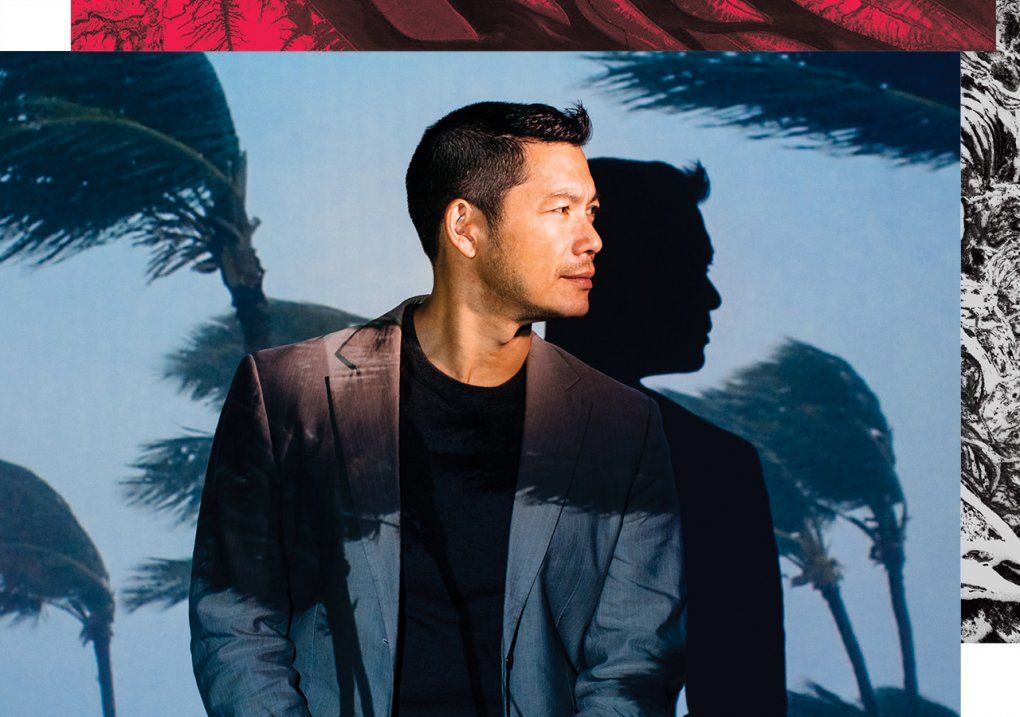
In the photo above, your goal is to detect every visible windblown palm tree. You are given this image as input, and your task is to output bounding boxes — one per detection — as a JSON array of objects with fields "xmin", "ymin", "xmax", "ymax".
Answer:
[
  {"xmin": 592, "ymin": 52, "xmax": 959, "ymax": 169},
  {"xmin": 665, "ymin": 340, "xmax": 915, "ymax": 716},
  {"xmin": 0, "ymin": 459, "xmax": 116, "ymax": 717},
  {"xmin": 122, "ymin": 299, "xmax": 365, "ymax": 610},
  {"xmin": 0, "ymin": 53, "xmax": 271, "ymax": 354}
]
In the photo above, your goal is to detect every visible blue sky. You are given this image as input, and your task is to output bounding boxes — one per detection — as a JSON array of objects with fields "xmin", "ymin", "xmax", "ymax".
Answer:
[{"xmin": 0, "ymin": 52, "xmax": 959, "ymax": 715}]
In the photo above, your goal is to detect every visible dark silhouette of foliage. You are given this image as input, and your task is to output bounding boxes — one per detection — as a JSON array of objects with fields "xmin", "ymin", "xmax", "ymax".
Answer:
[
  {"xmin": 0, "ymin": 53, "xmax": 271, "ymax": 353},
  {"xmin": 122, "ymin": 558, "xmax": 191, "ymax": 612},
  {"xmin": 123, "ymin": 430, "xmax": 212, "ymax": 527},
  {"xmin": 0, "ymin": 459, "xmax": 117, "ymax": 716},
  {"xmin": 123, "ymin": 299, "xmax": 365, "ymax": 612},
  {"xmin": 592, "ymin": 52, "xmax": 959, "ymax": 168},
  {"xmin": 71, "ymin": 0, "xmax": 167, "ymax": 50},
  {"xmin": 182, "ymin": 0, "xmax": 246, "ymax": 50},
  {"xmin": 788, "ymin": 684, "xmax": 958, "ymax": 717},
  {"xmin": 72, "ymin": 0, "xmax": 994, "ymax": 51}
]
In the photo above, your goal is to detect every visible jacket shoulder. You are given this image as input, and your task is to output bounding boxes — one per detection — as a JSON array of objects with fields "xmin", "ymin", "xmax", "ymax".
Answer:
[
  {"xmin": 544, "ymin": 340, "xmax": 653, "ymax": 409},
  {"xmin": 247, "ymin": 323, "xmax": 365, "ymax": 379},
  {"xmin": 238, "ymin": 323, "xmax": 370, "ymax": 416}
]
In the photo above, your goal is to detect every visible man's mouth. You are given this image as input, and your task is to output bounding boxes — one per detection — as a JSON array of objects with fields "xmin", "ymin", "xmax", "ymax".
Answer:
[{"xmin": 562, "ymin": 269, "xmax": 594, "ymax": 289}]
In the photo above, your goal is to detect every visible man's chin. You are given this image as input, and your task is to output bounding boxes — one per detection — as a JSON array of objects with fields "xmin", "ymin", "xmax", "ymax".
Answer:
[
  {"xmin": 520, "ymin": 296, "xmax": 590, "ymax": 323},
  {"xmin": 549, "ymin": 298, "xmax": 591, "ymax": 320},
  {"xmin": 674, "ymin": 349, "xmax": 707, "ymax": 374}
]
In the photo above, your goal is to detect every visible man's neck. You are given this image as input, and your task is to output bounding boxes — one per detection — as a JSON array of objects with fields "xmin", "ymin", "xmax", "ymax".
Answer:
[{"xmin": 412, "ymin": 290, "xmax": 532, "ymax": 387}]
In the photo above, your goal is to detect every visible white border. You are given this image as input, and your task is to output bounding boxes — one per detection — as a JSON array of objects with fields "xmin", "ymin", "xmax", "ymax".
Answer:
[
  {"xmin": 0, "ymin": 0, "xmax": 70, "ymax": 50},
  {"xmin": 962, "ymin": 644, "xmax": 1020, "ymax": 715}
]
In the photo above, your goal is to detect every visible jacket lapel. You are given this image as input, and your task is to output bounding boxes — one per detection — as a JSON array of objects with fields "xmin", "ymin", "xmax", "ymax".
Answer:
[
  {"xmin": 502, "ymin": 335, "xmax": 592, "ymax": 651},
  {"xmin": 324, "ymin": 295, "xmax": 425, "ymax": 663}
]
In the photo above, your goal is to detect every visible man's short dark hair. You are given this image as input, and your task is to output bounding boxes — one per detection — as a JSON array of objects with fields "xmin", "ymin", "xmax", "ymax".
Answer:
[{"xmin": 406, "ymin": 101, "xmax": 592, "ymax": 262}]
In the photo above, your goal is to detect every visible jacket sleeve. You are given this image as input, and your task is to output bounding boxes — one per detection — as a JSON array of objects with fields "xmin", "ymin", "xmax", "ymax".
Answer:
[
  {"xmin": 189, "ymin": 355, "xmax": 312, "ymax": 717},
  {"xmin": 573, "ymin": 397, "xmax": 687, "ymax": 716}
]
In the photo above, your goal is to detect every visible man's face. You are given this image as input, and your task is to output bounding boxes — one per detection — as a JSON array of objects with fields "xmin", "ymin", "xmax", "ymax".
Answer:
[{"xmin": 478, "ymin": 142, "xmax": 602, "ymax": 322}]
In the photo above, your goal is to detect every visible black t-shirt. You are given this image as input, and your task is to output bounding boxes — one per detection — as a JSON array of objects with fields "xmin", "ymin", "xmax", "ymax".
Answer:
[{"xmin": 394, "ymin": 305, "xmax": 525, "ymax": 717}]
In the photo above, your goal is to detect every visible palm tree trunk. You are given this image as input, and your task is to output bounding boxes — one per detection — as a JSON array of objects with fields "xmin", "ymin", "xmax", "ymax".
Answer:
[
  {"xmin": 886, "ymin": 563, "xmax": 918, "ymax": 717},
  {"xmin": 875, "ymin": 505, "xmax": 918, "ymax": 717},
  {"xmin": 218, "ymin": 151, "xmax": 271, "ymax": 354},
  {"xmin": 221, "ymin": 258, "xmax": 271, "ymax": 354},
  {"xmin": 818, "ymin": 583, "xmax": 879, "ymax": 717},
  {"xmin": 92, "ymin": 633, "xmax": 116, "ymax": 717}
]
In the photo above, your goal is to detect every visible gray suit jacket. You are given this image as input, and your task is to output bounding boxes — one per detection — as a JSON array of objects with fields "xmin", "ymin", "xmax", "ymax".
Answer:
[{"xmin": 190, "ymin": 296, "xmax": 686, "ymax": 717}]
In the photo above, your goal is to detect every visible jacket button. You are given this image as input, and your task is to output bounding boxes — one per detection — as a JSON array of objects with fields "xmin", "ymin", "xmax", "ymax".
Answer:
[{"xmin": 505, "ymin": 653, "xmax": 514, "ymax": 670}]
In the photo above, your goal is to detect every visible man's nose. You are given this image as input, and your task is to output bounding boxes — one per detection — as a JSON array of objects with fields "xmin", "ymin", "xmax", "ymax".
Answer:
[
  {"xmin": 707, "ymin": 279, "xmax": 722, "ymax": 310},
  {"xmin": 578, "ymin": 223, "xmax": 603, "ymax": 256}
]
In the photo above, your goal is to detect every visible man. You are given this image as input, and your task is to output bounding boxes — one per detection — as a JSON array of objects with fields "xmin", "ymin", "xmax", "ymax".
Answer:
[
  {"xmin": 189, "ymin": 102, "xmax": 686, "ymax": 717},
  {"xmin": 545, "ymin": 157, "xmax": 787, "ymax": 716}
]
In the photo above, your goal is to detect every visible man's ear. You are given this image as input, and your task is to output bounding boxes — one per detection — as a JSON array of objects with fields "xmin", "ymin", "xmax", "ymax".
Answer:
[{"xmin": 441, "ymin": 198, "xmax": 484, "ymax": 260}]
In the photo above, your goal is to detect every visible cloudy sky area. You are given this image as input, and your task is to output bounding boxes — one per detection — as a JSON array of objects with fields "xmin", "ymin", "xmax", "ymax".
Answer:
[{"xmin": 0, "ymin": 52, "xmax": 958, "ymax": 715}]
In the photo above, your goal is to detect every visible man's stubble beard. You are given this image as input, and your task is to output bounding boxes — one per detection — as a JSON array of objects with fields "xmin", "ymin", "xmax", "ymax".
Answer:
[{"xmin": 483, "ymin": 225, "xmax": 584, "ymax": 325}]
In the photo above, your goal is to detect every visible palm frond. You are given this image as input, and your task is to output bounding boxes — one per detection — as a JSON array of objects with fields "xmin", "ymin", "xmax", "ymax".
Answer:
[
  {"xmin": 591, "ymin": 52, "xmax": 959, "ymax": 168},
  {"xmin": 0, "ymin": 53, "xmax": 242, "ymax": 279},
  {"xmin": 165, "ymin": 298, "xmax": 366, "ymax": 407},
  {"xmin": 0, "ymin": 459, "xmax": 113, "ymax": 644},
  {"xmin": 675, "ymin": 340, "xmax": 902, "ymax": 512},
  {"xmin": 182, "ymin": 0, "xmax": 246, "ymax": 50},
  {"xmin": 122, "ymin": 430, "xmax": 212, "ymax": 525},
  {"xmin": 122, "ymin": 557, "xmax": 192, "ymax": 612}
]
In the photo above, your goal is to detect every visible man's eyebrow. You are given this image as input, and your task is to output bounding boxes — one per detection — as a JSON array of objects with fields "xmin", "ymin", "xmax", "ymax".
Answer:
[{"xmin": 544, "ymin": 189, "xmax": 600, "ymax": 203}]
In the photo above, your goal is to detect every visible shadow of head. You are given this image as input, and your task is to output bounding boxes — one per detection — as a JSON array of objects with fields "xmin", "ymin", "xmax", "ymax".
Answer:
[{"xmin": 545, "ymin": 157, "xmax": 721, "ymax": 382}]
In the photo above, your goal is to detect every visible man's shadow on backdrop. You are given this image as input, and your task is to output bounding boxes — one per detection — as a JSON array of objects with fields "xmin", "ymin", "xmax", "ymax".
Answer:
[{"xmin": 546, "ymin": 157, "xmax": 788, "ymax": 717}]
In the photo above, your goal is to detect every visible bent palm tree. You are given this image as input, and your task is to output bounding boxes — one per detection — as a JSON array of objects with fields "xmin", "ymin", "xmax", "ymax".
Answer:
[
  {"xmin": 592, "ymin": 52, "xmax": 959, "ymax": 169},
  {"xmin": 0, "ymin": 459, "xmax": 116, "ymax": 717},
  {"xmin": 748, "ymin": 343, "xmax": 914, "ymax": 715},
  {"xmin": 0, "ymin": 53, "xmax": 270, "ymax": 353},
  {"xmin": 122, "ymin": 299, "xmax": 366, "ymax": 610}
]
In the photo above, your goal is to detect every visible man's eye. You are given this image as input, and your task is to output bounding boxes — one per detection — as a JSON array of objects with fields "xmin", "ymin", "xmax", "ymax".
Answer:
[
  {"xmin": 588, "ymin": 206, "xmax": 599, "ymax": 216},
  {"xmin": 555, "ymin": 206, "xmax": 570, "ymax": 214}
]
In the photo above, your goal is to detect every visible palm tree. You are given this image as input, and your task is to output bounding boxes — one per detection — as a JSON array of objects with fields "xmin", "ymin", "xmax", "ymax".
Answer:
[
  {"xmin": 665, "ymin": 340, "xmax": 915, "ymax": 715},
  {"xmin": 122, "ymin": 299, "xmax": 365, "ymax": 610},
  {"xmin": 0, "ymin": 53, "xmax": 271, "ymax": 354},
  {"xmin": 0, "ymin": 459, "xmax": 116, "ymax": 717},
  {"xmin": 592, "ymin": 52, "xmax": 959, "ymax": 169}
]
